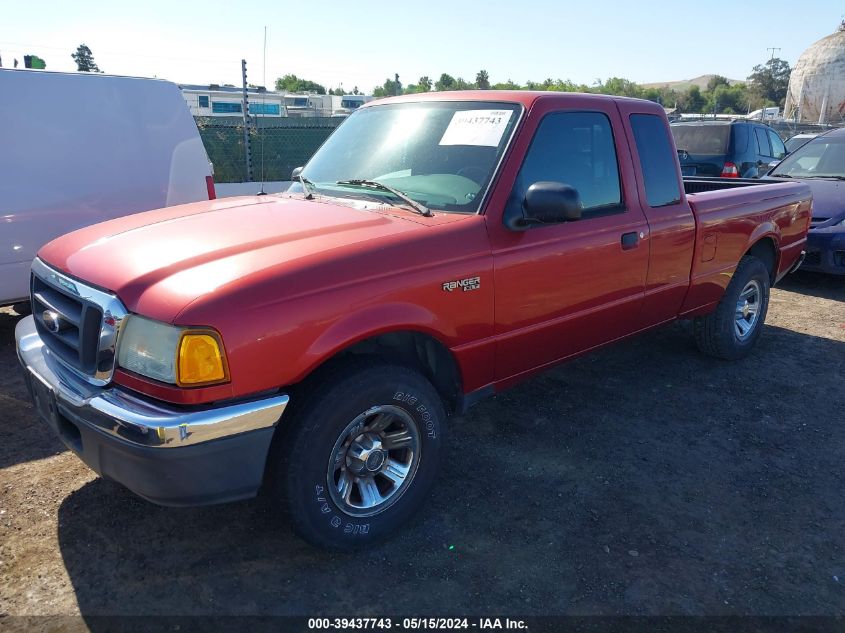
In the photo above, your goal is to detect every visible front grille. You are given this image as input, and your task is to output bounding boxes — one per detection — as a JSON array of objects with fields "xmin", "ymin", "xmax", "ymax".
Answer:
[
  {"xmin": 31, "ymin": 275, "xmax": 102, "ymax": 374},
  {"xmin": 804, "ymin": 250, "xmax": 822, "ymax": 267},
  {"xmin": 30, "ymin": 258, "xmax": 127, "ymax": 385}
]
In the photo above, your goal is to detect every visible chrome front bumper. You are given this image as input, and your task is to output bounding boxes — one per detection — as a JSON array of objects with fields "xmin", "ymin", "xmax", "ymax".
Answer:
[{"xmin": 15, "ymin": 315, "xmax": 290, "ymax": 506}]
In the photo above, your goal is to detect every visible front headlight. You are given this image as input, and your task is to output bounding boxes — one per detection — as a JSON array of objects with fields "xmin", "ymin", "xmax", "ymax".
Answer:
[{"xmin": 117, "ymin": 315, "xmax": 229, "ymax": 386}]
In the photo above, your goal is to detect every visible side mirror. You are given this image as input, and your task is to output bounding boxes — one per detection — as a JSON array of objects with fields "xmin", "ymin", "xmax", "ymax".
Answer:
[
  {"xmin": 291, "ymin": 166, "xmax": 304, "ymax": 179},
  {"xmin": 525, "ymin": 181, "xmax": 581, "ymax": 222},
  {"xmin": 525, "ymin": 182, "xmax": 581, "ymax": 224},
  {"xmin": 767, "ymin": 160, "xmax": 781, "ymax": 172},
  {"xmin": 504, "ymin": 182, "xmax": 582, "ymax": 231}
]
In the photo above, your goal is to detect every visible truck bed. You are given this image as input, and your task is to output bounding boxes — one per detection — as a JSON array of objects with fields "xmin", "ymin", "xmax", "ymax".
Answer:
[
  {"xmin": 679, "ymin": 179, "xmax": 812, "ymax": 316},
  {"xmin": 683, "ymin": 176, "xmax": 786, "ymax": 196}
]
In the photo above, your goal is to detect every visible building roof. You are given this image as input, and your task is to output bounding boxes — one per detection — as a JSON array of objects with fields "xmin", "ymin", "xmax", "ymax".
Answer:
[{"xmin": 179, "ymin": 83, "xmax": 279, "ymax": 95}]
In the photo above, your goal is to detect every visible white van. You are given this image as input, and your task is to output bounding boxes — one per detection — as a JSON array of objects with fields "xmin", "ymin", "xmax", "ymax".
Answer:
[{"xmin": 0, "ymin": 69, "xmax": 215, "ymax": 308}]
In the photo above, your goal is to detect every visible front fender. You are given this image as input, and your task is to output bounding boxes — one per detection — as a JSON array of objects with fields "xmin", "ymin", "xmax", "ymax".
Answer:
[{"xmin": 299, "ymin": 301, "xmax": 453, "ymax": 379}]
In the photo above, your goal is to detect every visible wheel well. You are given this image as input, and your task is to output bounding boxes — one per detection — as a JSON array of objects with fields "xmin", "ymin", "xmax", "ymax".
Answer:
[
  {"xmin": 329, "ymin": 331, "xmax": 462, "ymax": 412},
  {"xmin": 747, "ymin": 237, "xmax": 777, "ymax": 282}
]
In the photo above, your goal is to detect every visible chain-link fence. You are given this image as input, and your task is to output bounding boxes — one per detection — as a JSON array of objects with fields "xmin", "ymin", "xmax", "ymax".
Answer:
[
  {"xmin": 195, "ymin": 116, "xmax": 343, "ymax": 183},
  {"xmin": 765, "ymin": 120, "xmax": 841, "ymax": 140}
]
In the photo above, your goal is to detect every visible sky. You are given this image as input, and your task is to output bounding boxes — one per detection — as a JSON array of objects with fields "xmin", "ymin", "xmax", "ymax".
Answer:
[{"xmin": 2, "ymin": 0, "xmax": 843, "ymax": 93}]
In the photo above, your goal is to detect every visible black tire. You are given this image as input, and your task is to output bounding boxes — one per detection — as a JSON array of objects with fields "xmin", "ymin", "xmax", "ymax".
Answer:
[
  {"xmin": 267, "ymin": 360, "xmax": 447, "ymax": 549},
  {"xmin": 693, "ymin": 255, "xmax": 771, "ymax": 360}
]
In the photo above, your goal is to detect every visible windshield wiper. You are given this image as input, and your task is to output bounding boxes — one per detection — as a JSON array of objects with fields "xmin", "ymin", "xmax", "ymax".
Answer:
[
  {"xmin": 293, "ymin": 174, "xmax": 317, "ymax": 199},
  {"xmin": 770, "ymin": 173, "xmax": 793, "ymax": 178},
  {"xmin": 335, "ymin": 179, "xmax": 433, "ymax": 217},
  {"xmin": 802, "ymin": 175, "xmax": 845, "ymax": 181}
]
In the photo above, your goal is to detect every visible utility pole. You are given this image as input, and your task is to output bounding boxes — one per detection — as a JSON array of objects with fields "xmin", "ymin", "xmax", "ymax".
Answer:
[
  {"xmin": 763, "ymin": 48, "xmax": 781, "ymax": 121},
  {"xmin": 241, "ymin": 59, "xmax": 253, "ymax": 182}
]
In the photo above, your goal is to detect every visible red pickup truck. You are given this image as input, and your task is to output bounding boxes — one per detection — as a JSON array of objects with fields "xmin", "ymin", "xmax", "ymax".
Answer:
[{"xmin": 16, "ymin": 91, "xmax": 810, "ymax": 548}]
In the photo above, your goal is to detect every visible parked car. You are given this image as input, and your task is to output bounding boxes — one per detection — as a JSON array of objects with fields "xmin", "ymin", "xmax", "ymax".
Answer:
[
  {"xmin": 0, "ymin": 69, "xmax": 216, "ymax": 309},
  {"xmin": 16, "ymin": 91, "xmax": 810, "ymax": 548},
  {"xmin": 671, "ymin": 120, "xmax": 787, "ymax": 178},
  {"xmin": 767, "ymin": 127, "xmax": 845, "ymax": 274},
  {"xmin": 784, "ymin": 132, "xmax": 819, "ymax": 154}
]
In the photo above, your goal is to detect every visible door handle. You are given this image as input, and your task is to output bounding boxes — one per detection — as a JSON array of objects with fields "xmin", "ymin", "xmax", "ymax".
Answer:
[{"xmin": 621, "ymin": 232, "xmax": 639, "ymax": 250}]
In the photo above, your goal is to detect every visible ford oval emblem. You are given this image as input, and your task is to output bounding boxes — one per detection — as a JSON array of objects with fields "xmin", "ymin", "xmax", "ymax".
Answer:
[{"xmin": 42, "ymin": 310, "xmax": 63, "ymax": 333}]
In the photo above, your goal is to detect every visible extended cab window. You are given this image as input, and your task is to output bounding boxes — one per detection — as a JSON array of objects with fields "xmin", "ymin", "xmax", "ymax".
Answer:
[
  {"xmin": 630, "ymin": 114, "xmax": 681, "ymax": 207},
  {"xmin": 512, "ymin": 111, "xmax": 622, "ymax": 215}
]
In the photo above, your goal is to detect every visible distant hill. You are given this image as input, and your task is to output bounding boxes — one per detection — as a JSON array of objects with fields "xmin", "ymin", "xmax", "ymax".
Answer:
[{"xmin": 641, "ymin": 74, "xmax": 746, "ymax": 90}]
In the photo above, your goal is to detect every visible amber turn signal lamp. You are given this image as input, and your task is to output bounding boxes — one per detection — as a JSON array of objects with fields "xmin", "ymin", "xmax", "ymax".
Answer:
[{"xmin": 177, "ymin": 331, "xmax": 229, "ymax": 386}]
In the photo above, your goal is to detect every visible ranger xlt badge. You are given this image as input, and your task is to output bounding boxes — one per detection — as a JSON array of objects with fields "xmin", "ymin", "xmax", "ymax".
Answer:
[{"xmin": 442, "ymin": 276, "xmax": 480, "ymax": 292}]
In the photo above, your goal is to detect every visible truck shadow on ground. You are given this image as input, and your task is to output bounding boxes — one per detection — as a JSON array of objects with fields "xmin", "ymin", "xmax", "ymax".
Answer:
[
  {"xmin": 779, "ymin": 271, "xmax": 844, "ymax": 301},
  {"xmin": 0, "ymin": 309, "xmax": 68, "ymax": 469},
  {"xmin": 56, "ymin": 322, "xmax": 845, "ymax": 618}
]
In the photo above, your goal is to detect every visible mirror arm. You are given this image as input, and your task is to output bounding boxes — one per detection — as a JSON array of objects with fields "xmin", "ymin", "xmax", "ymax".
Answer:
[
  {"xmin": 503, "ymin": 213, "xmax": 546, "ymax": 232},
  {"xmin": 503, "ymin": 206, "xmax": 543, "ymax": 232}
]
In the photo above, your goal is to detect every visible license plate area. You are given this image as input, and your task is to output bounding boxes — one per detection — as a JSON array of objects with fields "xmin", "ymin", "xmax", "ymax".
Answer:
[
  {"xmin": 681, "ymin": 165, "xmax": 697, "ymax": 176},
  {"xmin": 27, "ymin": 368, "xmax": 59, "ymax": 431},
  {"xmin": 26, "ymin": 369, "xmax": 84, "ymax": 453}
]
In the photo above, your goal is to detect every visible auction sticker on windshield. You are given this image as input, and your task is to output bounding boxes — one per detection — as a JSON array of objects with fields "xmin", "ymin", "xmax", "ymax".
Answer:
[{"xmin": 439, "ymin": 109, "xmax": 513, "ymax": 147}]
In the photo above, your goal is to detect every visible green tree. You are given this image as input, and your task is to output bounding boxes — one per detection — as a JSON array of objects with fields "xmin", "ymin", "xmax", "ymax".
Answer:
[
  {"xmin": 705, "ymin": 83, "xmax": 749, "ymax": 114},
  {"xmin": 372, "ymin": 74, "xmax": 402, "ymax": 97},
  {"xmin": 595, "ymin": 77, "xmax": 642, "ymax": 98},
  {"xmin": 492, "ymin": 79, "xmax": 521, "ymax": 90},
  {"xmin": 475, "ymin": 69, "xmax": 490, "ymax": 90},
  {"xmin": 275, "ymin": 74, "xmax": 326, "ymax": 94},
  {"xmin": 404, "ymin": 76, "xmax": 432, "ymax": 94},
  {"xmin": 71, "ymin": 44, "xmax": 100, "ymax": 72},
  {"xmin": 685, "ymin": 85, "xmax": 706, "ymax": 112},
  {"xmin": 747, "ymin": 57, "xmax": 790, "ymax": 108},
  {"xmin": 706, "ymin": 75, "xmax": 731, "ymax": 92},
  {"xmin": 435, "ymin": 73, "xmax": 456, "ymax": 91}
]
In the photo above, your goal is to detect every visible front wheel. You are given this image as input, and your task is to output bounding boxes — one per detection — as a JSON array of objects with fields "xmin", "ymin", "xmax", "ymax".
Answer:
[
  {"xmin": 693, "ymin": 255, "xmax": 771, "ymax": 360},
  {"xmin": 268, "ymin": 361, "xmax": 446, "ymax": 549}
]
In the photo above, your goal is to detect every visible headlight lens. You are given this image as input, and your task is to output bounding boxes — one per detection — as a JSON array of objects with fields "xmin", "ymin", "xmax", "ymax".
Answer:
[{"xmin": 117, "ymin": 315, "xmax": 228, "ymax": 386}]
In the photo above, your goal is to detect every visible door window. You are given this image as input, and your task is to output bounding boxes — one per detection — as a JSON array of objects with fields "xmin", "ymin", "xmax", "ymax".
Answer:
[
  {"xmin": 510, "ymin": 111, "xmax": 622, "ymax": 217},
  {"xmin": 755, "ymin": 128, "xmax": 772, "ymax": 157},
  {"xmin": 768, "ymin": 131, "xmax": 787, "ymax": 160}
]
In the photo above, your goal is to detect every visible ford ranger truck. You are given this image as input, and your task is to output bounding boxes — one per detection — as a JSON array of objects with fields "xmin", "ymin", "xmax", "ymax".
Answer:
[{"xmin": 16, "ymin": 92, "xmax": 811, "ymax": 549}]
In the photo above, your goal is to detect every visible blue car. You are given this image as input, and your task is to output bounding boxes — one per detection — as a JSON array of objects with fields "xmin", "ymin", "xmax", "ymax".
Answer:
[{"xmin": 767, "ymin": 127, "xmax": 845, "ymax": 275}]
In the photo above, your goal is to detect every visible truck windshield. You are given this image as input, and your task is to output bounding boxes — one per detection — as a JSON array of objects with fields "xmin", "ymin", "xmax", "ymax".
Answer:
[
  {"xmin": 671, "ymin": 125, "xmax": 731, "ymax": 155},
  {"xmin": 298, "ymin": 101, "xmax": 521, "ymax": 213}
]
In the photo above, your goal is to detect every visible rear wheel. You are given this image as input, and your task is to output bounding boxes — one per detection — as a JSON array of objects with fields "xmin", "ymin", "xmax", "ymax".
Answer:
[
  {"xmin": 693, "ymin": 255, "xmax": 771, "ymax": 360},
  {"xmin": 268, "ymin": 361, "xmax": 446, "ymax": 549}
]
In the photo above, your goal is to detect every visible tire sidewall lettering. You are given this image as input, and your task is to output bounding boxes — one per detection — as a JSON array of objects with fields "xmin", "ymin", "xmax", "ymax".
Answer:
[{"xmin": 308, "ymin": 386, "xmax": 440, "ymax": 537}]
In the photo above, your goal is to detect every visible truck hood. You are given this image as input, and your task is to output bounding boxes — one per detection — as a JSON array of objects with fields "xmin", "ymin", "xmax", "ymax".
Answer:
[{"xmin": 37, "ymin": 195, "xmax": 434, "ymax": 322}]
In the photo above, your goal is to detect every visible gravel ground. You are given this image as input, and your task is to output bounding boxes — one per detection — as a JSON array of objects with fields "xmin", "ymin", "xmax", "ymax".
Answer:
[{"xmin": 1, "ymin": 273, "xmax": 843, "ymax": 620}]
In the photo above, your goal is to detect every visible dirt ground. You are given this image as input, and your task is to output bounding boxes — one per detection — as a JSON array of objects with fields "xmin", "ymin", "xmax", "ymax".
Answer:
[{"xmin": 1, "ymin": 273, "xmax": 843, "ymax": 621}]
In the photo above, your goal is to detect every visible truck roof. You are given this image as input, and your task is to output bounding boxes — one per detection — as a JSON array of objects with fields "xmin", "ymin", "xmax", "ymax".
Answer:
[{"xmin": 362, "ymin": 90, "xmax": 660, "ymax": 110}]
